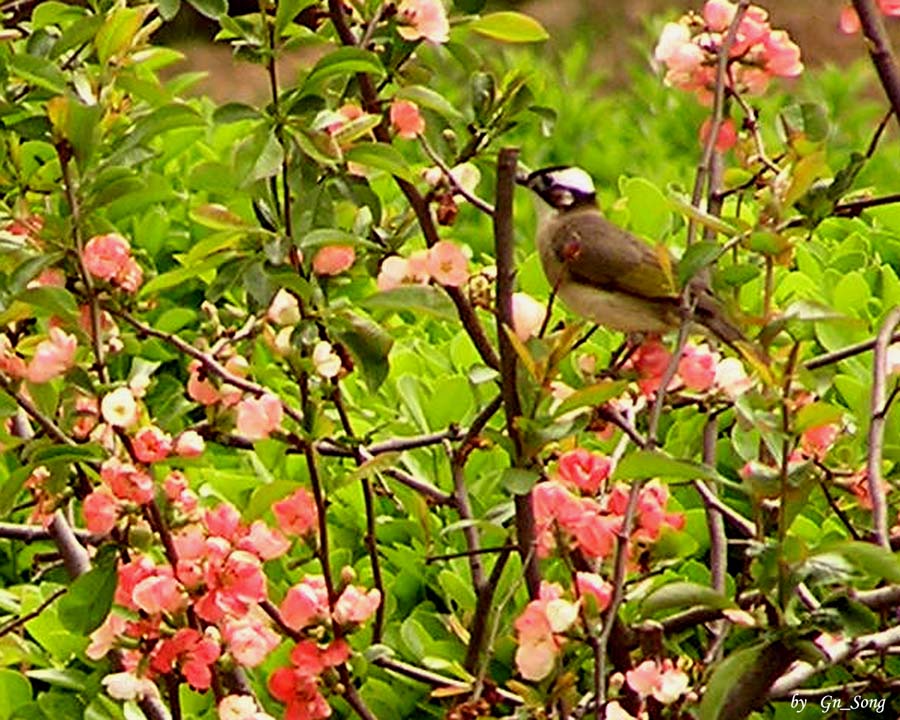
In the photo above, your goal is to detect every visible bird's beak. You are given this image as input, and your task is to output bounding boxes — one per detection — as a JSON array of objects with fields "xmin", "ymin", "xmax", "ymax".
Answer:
[{"xmin": 515, "ymin": 166, "xmax": 533, "ymax": 187}]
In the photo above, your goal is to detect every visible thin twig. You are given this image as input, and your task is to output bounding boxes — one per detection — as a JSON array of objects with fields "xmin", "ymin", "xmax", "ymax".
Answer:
[
  {"xmin": 0, "ymin": 587, "xmax": 66, "ymax": 638},
  {"xmin": 0, "ymin": 375, "xmax": 75, "ymax": 445},
  {"xmin": 866, "ymin": 306, "xmax": 900, "ymax": 548},
  {"xmin": 804, "ymin": 328, "xmax": 900, "ymax": 370},
  {"xmin": 852, "ymin": 0, "xmax": 900, "ymax": 127},
  {"xmin": 419, "ymin": 136, "xmax": 495, "ymax": 215}
]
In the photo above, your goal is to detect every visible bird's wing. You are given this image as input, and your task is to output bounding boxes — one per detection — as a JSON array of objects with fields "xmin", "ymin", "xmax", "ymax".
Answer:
[{"xmin": 549, "ymin": 210, "xmax": 678, "ymax": 300}]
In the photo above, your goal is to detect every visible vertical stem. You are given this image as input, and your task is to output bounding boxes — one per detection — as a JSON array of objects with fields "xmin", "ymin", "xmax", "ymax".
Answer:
[
  {"xmin": 493, "ymin": 147, "xmax": 539, "ymax": 600},
  {"xmin": 58, "ymin": 151, "xmax": 107, "ymax": 383},
  {"xmin": 866, "ymin": 306, "xmax": 900, "ymax": 548}
]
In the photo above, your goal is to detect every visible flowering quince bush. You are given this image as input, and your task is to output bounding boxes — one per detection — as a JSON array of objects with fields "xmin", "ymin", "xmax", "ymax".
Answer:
[{"xmin": 4, "ymin": 1, "xmax": 900, "ymax": 720}]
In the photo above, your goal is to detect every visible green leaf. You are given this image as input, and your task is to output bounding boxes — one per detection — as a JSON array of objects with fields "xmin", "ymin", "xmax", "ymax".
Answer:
[
  {"xmin": 361, "ymin": 286, "xmax": 457, "ymax": 321},
  {"xmin": 158, "ymin": 0, "xmax": 182, "ymax": 21},
  {"xmin": 400, "ymin": 617, "xmax": 432, "ymax": 658},
  {"xmin": 0, "ymin": 669, "xmax": 32, "ymax": 720},
  {"xmin": 95, "ymin": 5, "xmax": 150, "ymax": 66},
  {"xmin": 25, "ymin": 668, "xmax": 87, "ymax": 692},
  {"xmin": 332, "ymin": 312, "xmax": 394, "ymax": 392},
  {"xmin": 794, "ymin": 401, "xmax": 844, "ymax": 432},
  {"xmin": 699, "ymin": 641, "xmax": 797, "ymax": 720},
  {"xmin": 275, "ymin": 0, "xmax": 318, "ymax": 35},
  {"xmin": 468, "ymin": 12, "xmax": 549, "ymax": 43},
  {"xmin": 57, "ymin": 549, "xmax": 117, "ymax": 635},
  {"xmin": 27, "ymin": 443, "xmax": 104, "ymax": 466},
  {"xmin": 13, "ymin": 286, "xmax": 78, "ymax": 321},
  {"xmin": 345, "ymin": 143, "xmax": 415, "ymax": 183},
  {"xmin": 622, "ymin": 177, "xmax": 671, "ymax": 239},
  {"xmin": 212, "ymin": 102, "xmax": 261, "ymax": 124},
  {"xmin": 501, "ymin": 467, "xmax": 539, "ymax": 495},
  {"xmin": 139, "ymin": 254, "xmax": 235, "ymax": 297},
  {"xmin": 668, "ymin": 192, "xmax": 739, "ymax": 236},
  {"xmin": 394, "ymin": 86, "xmax": 464, "ymax": 121},
  {"xmin": 7, "ymin": 54, "xmax": 66, "ymax": 93},
  {"xmin": 553, "ymin": 380, "xmax": 628, "ymax": 417},
  {"xmin": 640, "ymin": 581, "xmax": 735, "ymax": 616},
  {"xmin": 186, "ymin": 0, "xmax": 226, "ymax": 19},
  {"xmin": 678, "ymin": 241, "xmax": 721, "ymax": 287},
  {"xmin": 114, "ymin": 104, "xmax": 204, "ymax": 157},
  {"xmin": 298, "ymin": 228, "xmax": 377, "ymax": 250},
  {"xmin": 612, "ymin": 450, "xmax": 718, "ymax": 481},
  {"xmin": 815, "ymin": 541, "xmax": 900, "ymax": 583},
  {"xmin": 303, "ymin": 48, "xmax": 384, "ymax": 93},
  {"xmin": 189, "ymin": 203, "xmax": 251, "ymax": 230}
]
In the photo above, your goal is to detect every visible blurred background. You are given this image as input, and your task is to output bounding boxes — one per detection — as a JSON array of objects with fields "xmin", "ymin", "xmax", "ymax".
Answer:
[{"xmin": 155, "ymin": 1, "xmax": 880, "ymax": 103}]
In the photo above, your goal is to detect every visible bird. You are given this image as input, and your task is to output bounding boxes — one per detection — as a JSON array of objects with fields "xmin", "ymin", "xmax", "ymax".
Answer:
[{"xmin": 517, "ymin": 165, "xmax": 745, "ymax": 345}]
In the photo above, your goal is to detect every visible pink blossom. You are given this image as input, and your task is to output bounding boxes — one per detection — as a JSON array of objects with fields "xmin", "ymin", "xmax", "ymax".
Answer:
[
  {"xmin": 87, "ymin": 613, "xmax": 128, "ymax": 660},
  {"xmin": 101, "ymin": 457, "xmax": 155, "ymax": 504},
  {"xmin": 390, "ymin": 99, "xmax": 425, "ymax": 139},
  {"xmin": 629, "ymin": 338, "xmax": 672, "ymax": 396},
  {"xmin": 150, "ymin": 628, "xmax": 221, "ymax": 691},
  {"xmin": 219, "ymin": 695, "xmax": 276, "ymax": 720},
  {"xmin": 174, "ymin": 430, "xmax": 205, "ymax": 458},
  {"xmin": 704, "ymin": 0, "xmax": 736, "ymax": 31},
  {"xmin": 397, "ymin": 0, "xmax": 450, "ymax": 44},
  {"xmin": 83, "ymin": 489, "xmax": 120, "ymax": 534},
  {"xmin": 426, "ymin": 240, "xmax": 468, "ymax": 287},
  {"xmin": 513, "ymin": 583, "xmax": 576, "ymax": 681},
  {"xmin": 131, "ymin": 573, "xmax": 185, "ymax": 615},
  {"xmin": 83, "ymin": 233, "xmax": 131, "ymax": 281},
  {"xmin": 25, "ymin": 328, "xmax": 77, "ymax": 383},
  {"xmin": 605, "ymin": 701, "xmax": 638, "ymax": 720},
  {"xmin": 273, "ymin": 487, "xmax": 318, "ymax": 536},
  {"xmin": 511, "ymin": 292, "xmax": 547, "ymax": 341},
  {"xmin": 840, "ymin": 5, "xmax": 861, "ymax": 33},
  {"xmin": 238, "ymin": 520, "xmax": 290, "ymax": 560},
  {"xmin": 557, "ymin": 448, "xmax": 611, "ymax": 494},
  {"xmin": 575, "ymin": 572, "xmax": 612, "ymax": 612},
  {"xmin": 196, "ymin": 550, "xmax": 267, "ymax": 623},
  {"xmin": 699, "ymin": 117, "xmax": 738, "ymax": 154},
  {"xmin": 678, "ymin": 344, "xmax": 717, "ymax": 391},
  {"xmin": 764, "ymin": 30, "xmax": 803, "ymax": 77},
  {"xmin": 117, "ymin": 257, "xmax": 143, "ymax": 293},
  {"xmin": 187, "ymin": 360, "xmax": 220, "ymax": 405},
  {"xmin": 312, "ymin": 245, "xmax": 355, "ymax": 276},
  {"xmin": 222, "ymin": 616, "xmax": 281, "ymax": 667},
  {"xmin": 236, "ymin": 393, "xmax": 283, "ymax": 440},
  {"xmin": 625, "ymin": 658, "xmax": 689, "ymax": 704},
  {"xmin": 269, "ymin": 640, "xmax": 349, "ymax": 719},
  {"xmin": 376, "ymin": 256, "xmax": 412, "ymax": 291},
  {"xmin": 280, "ymin": 576, "xmax": 330, "ymax": 631},
  {"xmin": 715, "ymin": 357, "xmax": 752, "ymax": 398},
  {"xmin": 800, "ymin": 423, "xmax": 840, "ymax": 460},
  {"xmin": 132, "ymin": 426, "xmax": 173, "ymax": 463},
  {"xmin": 333, "ymin": 585, "xmax": 381, "ymax": 625}
]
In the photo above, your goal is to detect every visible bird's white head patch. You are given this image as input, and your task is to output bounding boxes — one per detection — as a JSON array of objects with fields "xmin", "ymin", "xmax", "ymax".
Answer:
[{"xmin": 547, "ymin": 167, "xmax": 596, "ymax": 196}]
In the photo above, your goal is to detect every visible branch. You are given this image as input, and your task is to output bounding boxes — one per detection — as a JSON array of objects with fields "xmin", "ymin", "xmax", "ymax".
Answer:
[
  {"xmin": 686, "ymin": 0, "xmax": 749, "ymax": 246},
  {"xmin": 109, "ymin": 308, "xmax": 305, "ymax": 427},
  {"xmin": 866, "ymin": 306, "xmax": 900, "ymax": 548},
  {"xmin": 767, "ymin": 624, "xmax": 900, "ymax": 698},
  {"xmin": 852, "ymin": 0, "xmax": 900, "ymax": 126},
  {"xmin": 0, "ymin": 521, "xmax": 100, "ymax": 544},
  {"xmin": 493, "ymin": 147, "xmax": 540, "ymax": 600},
  {"xmin": 804, "ymin": 329, "xmax": 900, "ymax": 370},
  {"xmin": 372, "ymin": 655, "xmax": 523, "ymax": 705},
  {"xmin": 0, "ymin": 375, "xmax": 76, "ymax": 446},
  {"xmin": 47, "ymin": 511, "xmax": 171, "ymax": 720}
]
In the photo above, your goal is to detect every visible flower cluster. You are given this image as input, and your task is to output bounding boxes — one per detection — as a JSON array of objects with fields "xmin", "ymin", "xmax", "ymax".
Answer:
[
  {"xmin": 627, "ymin": 338, "xmax": 752, "ymax": 399},
  {"xmin": 533, "ymin": 447, "xmax": 684, "ymax": 561},
  {"xmin": 82, "ymin": 233, "xmax": 143, "ymax": 293},
  {"xmin": 376, "ymin": 240, "xmax": 469, "ymax": 290},
  {"xmin": 654, "ymin": 0, "xmax": 803, "ymax": 103}
]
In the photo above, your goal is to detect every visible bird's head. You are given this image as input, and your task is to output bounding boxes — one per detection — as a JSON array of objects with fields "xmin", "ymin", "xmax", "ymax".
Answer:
[{"xmin": 517, "ymin": 166, "xmax": 597, "ymax": 211}]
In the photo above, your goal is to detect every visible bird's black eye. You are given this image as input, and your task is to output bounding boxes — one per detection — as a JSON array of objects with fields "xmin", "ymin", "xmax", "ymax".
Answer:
[{"xmin": 549, "ymin": 187, "xmax": 574, "ymax": 208}]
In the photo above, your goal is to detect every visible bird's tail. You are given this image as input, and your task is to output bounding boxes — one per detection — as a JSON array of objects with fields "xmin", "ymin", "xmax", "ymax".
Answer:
[{"xmin": 695, "ymin": 293, "xmax": 772, "ymax": 379}]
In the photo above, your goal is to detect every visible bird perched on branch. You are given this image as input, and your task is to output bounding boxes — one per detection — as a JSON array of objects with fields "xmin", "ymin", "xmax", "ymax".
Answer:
[{"xmin": 518, "ymin": 165, "xmax": 745, "ymax": 345}]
